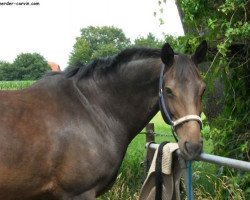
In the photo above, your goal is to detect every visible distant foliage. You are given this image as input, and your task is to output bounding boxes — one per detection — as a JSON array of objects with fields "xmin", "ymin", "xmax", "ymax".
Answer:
[
  {"xmin": 0, "ymin": 53, "xmax": 50, "ymax": 81},
  {"xmin": 68, "ymin": 26, "xmax": 131, "ymax": 66},
  {"xmin": 133, "ymin": 33, "xmax": 163, "ymax": 48},
  {"xmin": 68, "ymin": 26, "xmax": 169, "ymax": 68},
  {"xmin": 0, "ymin": 61, "xmax": 12, "ymax": 81}
]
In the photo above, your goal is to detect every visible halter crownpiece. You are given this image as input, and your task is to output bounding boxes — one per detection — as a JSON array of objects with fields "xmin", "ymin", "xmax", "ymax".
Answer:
[{"xmin": 158, "ymin": 64, "xmax": 202, "ymax": 140}]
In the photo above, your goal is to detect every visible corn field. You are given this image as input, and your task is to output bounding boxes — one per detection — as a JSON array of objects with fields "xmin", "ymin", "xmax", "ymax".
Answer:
[{"xmin": 0, "ymin": 81, "xmax": 34, "ymax": 90}]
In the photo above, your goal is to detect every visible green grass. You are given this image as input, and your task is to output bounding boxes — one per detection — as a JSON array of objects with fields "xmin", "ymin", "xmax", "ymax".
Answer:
[
  {"xmin": 98, "ymin": 113, "xmax": 245, "ymax": 200},
  {"xmin": 0, "ymin": 81, "xmax": 34, "ymax": 90}
]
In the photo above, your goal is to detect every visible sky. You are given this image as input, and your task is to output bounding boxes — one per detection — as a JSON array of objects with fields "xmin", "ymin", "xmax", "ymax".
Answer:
[{"xmin": 0, "ymin": 0, "xmax": 184, "ymax": 69}]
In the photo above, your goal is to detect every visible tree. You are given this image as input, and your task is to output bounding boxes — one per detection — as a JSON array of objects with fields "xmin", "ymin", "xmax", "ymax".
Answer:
[
  {"xmin": 68, "ymin": 26, "xmax": 131, "ymax": 66},
  {"xmin": 68, "ymin": 38, "xmax": 92, "ymax": 67},
  {"xmin": 0, "ymin": 53, "xmax": 49, "ymax": 81},
  {"xmin": 91, "ymin": 44, "xmax": 120, "ymax": 60},
  {"xmin": 0, "ymin": 61, "xmax": 12, "ymax": 80},
  {"xmin": 133, "ymin": 33, "xmax": 163, "ymax": 48}
]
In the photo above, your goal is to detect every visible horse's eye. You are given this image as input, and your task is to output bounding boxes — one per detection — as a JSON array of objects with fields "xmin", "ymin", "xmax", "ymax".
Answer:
[
  {"xmin": 201, "ymin": 87, "xmax": 206, "ymax": 96},
  {"xmin": 200, "ymin": 87, "xmax": 206, "ymax": 100},
  {"xmin": 165, "ymin": 87, "xmax": 174, "ymax": 96}
]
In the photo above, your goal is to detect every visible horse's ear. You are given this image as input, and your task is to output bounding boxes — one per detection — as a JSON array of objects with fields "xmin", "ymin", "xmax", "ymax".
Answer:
[
  {"xmin": 191, "ymin": 40, "xmax": 208, "ymax": 64},
  {"xmin": 161, "ymin": 43, "xmax": 174, "ymax": 67}
]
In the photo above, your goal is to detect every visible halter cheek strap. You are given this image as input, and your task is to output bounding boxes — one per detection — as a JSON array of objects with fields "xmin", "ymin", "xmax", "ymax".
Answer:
[
  {"xmin": 158, "ymin": 64, "xmax": 202, "ymax": 141},
  {"xmin": 159, "ymin": 90, "xmax": 173, "ymax": 126}
]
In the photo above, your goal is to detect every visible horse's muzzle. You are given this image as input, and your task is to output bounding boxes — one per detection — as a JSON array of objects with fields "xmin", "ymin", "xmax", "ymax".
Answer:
[{"xmin": 183, "ymin": 140, "xmax": 203, "ymax": 160}]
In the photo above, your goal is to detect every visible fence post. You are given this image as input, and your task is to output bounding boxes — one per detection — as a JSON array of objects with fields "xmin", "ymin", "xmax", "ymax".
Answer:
[{"xmin": 144, "ymin": 123, "xmax": 155, "ymax": 177}]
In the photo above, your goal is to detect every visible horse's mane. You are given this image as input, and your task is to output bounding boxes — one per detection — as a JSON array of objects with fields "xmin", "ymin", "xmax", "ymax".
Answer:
[{"xmin": 48, "ymin": 47, "xmax": 161, "ymax": 80}]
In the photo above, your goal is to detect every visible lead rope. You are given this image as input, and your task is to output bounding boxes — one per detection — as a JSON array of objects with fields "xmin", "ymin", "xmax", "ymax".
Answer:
[
  {"xmin": 187, "ymin": 161, "xmax": 193, "ymax": 200},
  {"xmin": 155, "ymin": 141, "xmax": 168, "ymax": 200}
]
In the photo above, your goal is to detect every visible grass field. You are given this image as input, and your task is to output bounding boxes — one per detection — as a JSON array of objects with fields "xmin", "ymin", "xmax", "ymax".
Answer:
[
  {"xmin": 98, "ymin": 113, "xmax": 245, "ymax": 200},
  {"xmin": 0, "ymin": 81, "xmax": 34, "ymax": 90}
]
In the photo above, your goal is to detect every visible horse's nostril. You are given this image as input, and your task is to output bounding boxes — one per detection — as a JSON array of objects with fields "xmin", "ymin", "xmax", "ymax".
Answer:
[{"xmin": 184, "ymin": 141, "xmax": 202, "ymax": 155}]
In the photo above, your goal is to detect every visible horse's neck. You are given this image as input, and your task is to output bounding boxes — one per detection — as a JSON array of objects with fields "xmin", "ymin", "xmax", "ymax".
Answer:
[{"xmin": 77, "ymin": 58, "xmax": 161, "ymax": 143}]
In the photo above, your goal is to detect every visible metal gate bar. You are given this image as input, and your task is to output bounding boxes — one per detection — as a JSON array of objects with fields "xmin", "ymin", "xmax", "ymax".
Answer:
[{"xmin": 146, "ymin": 143, "xmax": 250, "ymax": 172}]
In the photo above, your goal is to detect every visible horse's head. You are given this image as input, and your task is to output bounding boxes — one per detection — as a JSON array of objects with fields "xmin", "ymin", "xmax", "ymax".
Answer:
[{"xmin": 160, "ymin": 41, "xmax": 207, "ymax": 160}]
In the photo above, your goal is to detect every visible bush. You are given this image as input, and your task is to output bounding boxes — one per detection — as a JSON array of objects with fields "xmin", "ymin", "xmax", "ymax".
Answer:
[{"xmin": 0, "ymin": 53, "xmax": 50, "ymax": 81}]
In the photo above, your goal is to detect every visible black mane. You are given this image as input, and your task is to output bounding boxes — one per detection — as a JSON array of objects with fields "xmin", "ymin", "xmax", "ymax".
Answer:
[{"xmin": 50, "ymin": 47, "xmax": 161, "ymax": 80}]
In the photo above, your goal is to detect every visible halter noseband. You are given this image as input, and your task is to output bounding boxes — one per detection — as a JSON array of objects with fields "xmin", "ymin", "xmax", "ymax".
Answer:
[{"xmin": 159, "ymin": 64, "xmax": 202, "ymax": 141}]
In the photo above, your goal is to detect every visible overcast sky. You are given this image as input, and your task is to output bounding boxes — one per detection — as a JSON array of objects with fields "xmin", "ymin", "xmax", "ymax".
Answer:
[{"xmin": 0, "ymin": 0, "xmax": 183, "ymax": 69}]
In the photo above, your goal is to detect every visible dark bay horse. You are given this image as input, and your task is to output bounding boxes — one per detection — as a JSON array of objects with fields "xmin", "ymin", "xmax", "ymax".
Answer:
[{"xmin": 0, "ymin": 41, "xmax": 207, "ymax": 200}]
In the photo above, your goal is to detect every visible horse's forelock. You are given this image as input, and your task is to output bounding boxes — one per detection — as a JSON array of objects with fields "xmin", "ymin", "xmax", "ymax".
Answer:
[{"xmin": 172, "ymin": 54, "xmax": 200, "ymax": 79}]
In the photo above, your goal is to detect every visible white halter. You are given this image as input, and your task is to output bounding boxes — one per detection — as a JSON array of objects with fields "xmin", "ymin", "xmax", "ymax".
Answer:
[{"xmin": 172, "ymin": 115, "xmax": 202, "ymax": 128}]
